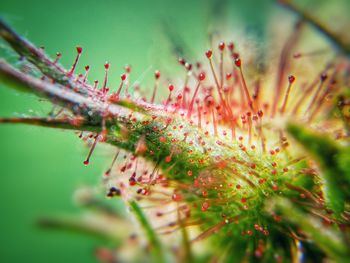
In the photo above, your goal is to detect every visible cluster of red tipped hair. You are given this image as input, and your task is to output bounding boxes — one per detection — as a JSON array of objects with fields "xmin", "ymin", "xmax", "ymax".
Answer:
[
  {"xmin": 60, "ymin": 34, "xmax": 338, "ymax": 167},
  {"xmin": 46, "ymin": 30, "xmax": 345, "ymax": 250}
]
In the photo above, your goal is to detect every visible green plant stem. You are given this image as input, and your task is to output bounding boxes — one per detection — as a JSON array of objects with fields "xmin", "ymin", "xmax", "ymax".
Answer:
[{"xmin": 129, "ymin": 201, "xmax": 166, "ymax": 263}]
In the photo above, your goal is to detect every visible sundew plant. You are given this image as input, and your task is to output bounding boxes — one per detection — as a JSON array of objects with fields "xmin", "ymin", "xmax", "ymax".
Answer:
[{"xmin": 0, "ymin": 0, "xmax": 350, "ymax": 262}]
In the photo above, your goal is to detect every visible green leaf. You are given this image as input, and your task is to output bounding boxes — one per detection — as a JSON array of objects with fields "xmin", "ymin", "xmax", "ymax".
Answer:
[
  {"xmin": 287, "ymin": 122, "xmax": 349, "ymax": 218},
  {"xmin": 268, "ymin": 197, "xmax": 349, "ymax": 261}
]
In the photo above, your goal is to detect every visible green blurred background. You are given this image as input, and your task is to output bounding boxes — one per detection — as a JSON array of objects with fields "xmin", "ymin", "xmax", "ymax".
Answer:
[{"xmin": 0, "ymin": 0, "xmax": 348, "ymax": 262}]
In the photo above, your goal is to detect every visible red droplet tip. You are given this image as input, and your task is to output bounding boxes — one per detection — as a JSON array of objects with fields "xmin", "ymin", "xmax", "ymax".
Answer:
[
  {"xmin": 85, "ymin": 65, "xmax": 90, "ymax": 71},
  {"xmin": 218, "ymin": 41, "xmax": 225, "ymax": 51},
  {"xmin": 232, "ymin": 52, "xmax": 240, "ymax": 60},
  {"xmin": 228, "ymin": 42, "xmax": 234, "ymax": 51},
  {"xmin": 234, "ymin": 58, "xmax": 241, "ymax": 67},
  {"xmin": 104, "ymin": 62, "xmax": 110, "ymax": 70},
  {"xmin": 125, "ymin": 64, "xmax": 131, "ymax": 73},
  {"xmin": 185, "ymin": 63, "xmax": 192, "ymax": 71},
  {"xmin": 198, "ymin": 72, "xmax": 206, "ymax": 81},
  {"xmin": 83, "ymin": 160, "xmax": 89, "ymax": 165},
  {"xmin": 121, "ymin": 73, "xmax": 126, "ymax": 81},
  {"xmin": 205, "ymin": 50, "xmax": 213, "ymax": 59},
  {"xmin": 76, "ymin": 46, "xmax": 83, "ymax": 54},
  {"xmin": 172, "ymin": 193, "xmax": 182, "ymax": 202},
  {"xmin": 154, "ymin": 70, "xmax": 161, "ymax": 79},
  {"xmin": 168, "ymin": 84, "xmax": 174, "ymax": 92},
  {"xmin": 178, "ymin": 57, "xmax": 186, "ymax": 65},
  {"xmin": 288, "ymin": 75, "xmax": 295, "ymax": 83}
]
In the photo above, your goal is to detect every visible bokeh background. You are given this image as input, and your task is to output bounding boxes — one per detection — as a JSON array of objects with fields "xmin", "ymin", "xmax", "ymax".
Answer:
[{"xmin": 0, "ymin": 0, "xmax": 348, "ymax": 262}]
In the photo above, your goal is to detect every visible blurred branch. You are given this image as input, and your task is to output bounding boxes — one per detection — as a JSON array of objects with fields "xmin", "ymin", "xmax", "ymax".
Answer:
[
  {"xmin": 278, "ymin": 0, "xmax": 350, "ymax": 57},
  {"xmin": 38, "ymin": 213, "xmax": 129, "ymax": 244}
]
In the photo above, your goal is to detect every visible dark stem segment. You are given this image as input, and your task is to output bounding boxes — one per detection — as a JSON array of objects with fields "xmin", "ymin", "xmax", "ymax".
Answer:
[
  {"xmin": 0, "ymin": 19, "xmax": 70, "ymax": 85},
  {"xmin": 0, "ymin": 59, "xmax": 95, "ymax": 118},
  {"xmin": 0, "ymin": 19, "xmax": 94, "ymax": 95},
  {"xmin": 0, "ymin": 59, "xmax": 144, "ymax": 126},
  {"xmin": 0, "ymin": 117, "xmax": 93, "ymax": 131}
]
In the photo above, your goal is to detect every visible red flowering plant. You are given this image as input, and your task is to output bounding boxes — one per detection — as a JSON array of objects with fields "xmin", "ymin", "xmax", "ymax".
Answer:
[{"xmin": 0, "ymin": 1, "xmax": 349, "ymax": 262}]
